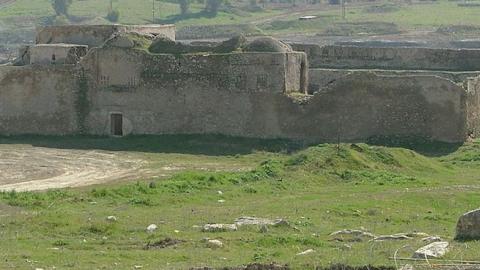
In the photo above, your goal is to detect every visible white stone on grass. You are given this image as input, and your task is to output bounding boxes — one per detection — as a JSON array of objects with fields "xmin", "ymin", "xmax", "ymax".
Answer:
[
  {"xmin": 206, "ymin": 239, "xmax": 223, "ymax": 248},
  {"xmin": 296, "ymin": 249, "xmax": 314, "ymax": 256},
  {"xmin": 146, "ymin": 224, "xmax": 158, "ymax": 233},
  {"xmin": 412, "ymin": 241, "xmax": 449, "ymax": 259}
]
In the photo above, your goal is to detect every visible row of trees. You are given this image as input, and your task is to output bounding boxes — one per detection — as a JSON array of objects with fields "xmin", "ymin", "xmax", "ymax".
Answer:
[
  {"xmin": 51, "ymin": 0, "xmax": 225, "ymax": 23},
  {"xmin": 51, "ymin": 0, "xmax": 119, "ymax": 22}
]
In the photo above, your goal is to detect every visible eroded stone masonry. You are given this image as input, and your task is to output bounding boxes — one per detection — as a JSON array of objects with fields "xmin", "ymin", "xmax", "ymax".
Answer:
[{"xmin": 1, "ymin": 24, "xmax": 479, "ymax": 143}]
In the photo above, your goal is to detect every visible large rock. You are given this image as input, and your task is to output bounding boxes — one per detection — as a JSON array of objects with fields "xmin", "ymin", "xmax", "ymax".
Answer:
[
  {"xmin": 206, "ymin": 239, "xmax": 223, "ymax": 248},
  {"xmin": 456, "ymin": 209, "xmax": 480, "ymax": 240},
  {"xmin": 412, "ymin": 241, "xmax": 449, "ymax": 259}
]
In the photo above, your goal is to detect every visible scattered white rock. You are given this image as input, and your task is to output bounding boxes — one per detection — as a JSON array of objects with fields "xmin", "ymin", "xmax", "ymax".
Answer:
[
  {"xmin": 234, "ymin": 216, "xmax": 288, "ymax": 227},
  {"xmin": 412, "ymin": 241, "xmax": 449, "ymax": 259},
  {"xmin": 174, "ymin": 230, "xmax": 180, "ymax": 233},
  {"xmin": 406, "ymin": 232, "xmax": 429, "ymax": 238},
  {"xmin": 421, "ymin": 236, "xmax": 442, "ymax": 243},
  {"xmin": 399, "ymin": 264, "xmax": 414, "ymax": 270},
  {"xmin": 206, "ymin": 239, "xmax": 223, "ymax": 248},
  {"xmin": 35, "ymin": 268, "xmax": 44, "ymax": 270},
  {"xmin": 133, "ymin": 265, "xmax": 143, "ymax": 269},
  {"xmin": 296, "ymin": 249, "xmax": 314, "ymax": 256},
  {"xmin": 217, "ymin": 191, "xmax": 223, "ymax": 195},
  {"xmin": 456, "ymin": 208, "xmax": 480, "ymax": 240},
  {"xmin": 373, "ymin": 233, "xmax": 412, "ymax": 241},
  {"xmin": 146, "ymin": 224, "xmax": 158, "ymax": 233},
  {"xmin": 218, "ymin": 200, "xmax": 226, "ymax": 203},
  {"xmin": 202, "ymin": 223, "xmax": 237, "ymax": 232},
  {"xmin": 330, "ymin": 229, "xmax": 375, "ymax": 241},
  {"xmin": 106, "ymin": 216, "xmax": 117, "ymax": 222}
]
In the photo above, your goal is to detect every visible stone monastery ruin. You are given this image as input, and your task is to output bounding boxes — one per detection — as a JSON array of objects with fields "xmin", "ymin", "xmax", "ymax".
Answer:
[{"xmin": 1, "ymin": 24, "xmax": 480, "ymax": 143}]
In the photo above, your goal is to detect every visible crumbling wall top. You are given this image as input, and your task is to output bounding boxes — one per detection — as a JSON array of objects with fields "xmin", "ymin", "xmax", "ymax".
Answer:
[{"xmin": 35, "ymin": 24, "xmax": 176, "ymax": 47}]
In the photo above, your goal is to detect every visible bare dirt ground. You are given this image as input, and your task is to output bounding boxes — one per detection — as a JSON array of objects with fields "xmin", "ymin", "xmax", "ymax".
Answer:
[
  {"xmin": 0, "ymin": 143, "xmax": 255, "ymax": 192},
  {"xmin": 0, "ymin": 144, "xmax": 146, "ymax": 192}
]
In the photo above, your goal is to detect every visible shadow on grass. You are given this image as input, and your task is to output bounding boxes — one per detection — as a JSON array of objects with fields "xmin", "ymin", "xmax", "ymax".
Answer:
[
  {"xmin": 0, "ymin": 134, "xmax": 463, "ymax": 157},
  {"xmin": 366, "ymin": 135, "xmax": 463, "ymax": 157},
  {"xmin": 157, "ymin": 11, "xmax": 217, "ymax": 24},
  {"xmin": 0, "ymin": 134, "xmax": 305, "ymax": 156}
]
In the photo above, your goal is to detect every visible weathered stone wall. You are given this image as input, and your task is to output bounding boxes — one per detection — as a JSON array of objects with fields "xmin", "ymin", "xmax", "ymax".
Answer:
[
  {"xmin": 292, "ymin": 44, "xmax": 480, "ymax": 71},
  {"xmin": 78, "ymin": 48, "xmax": 466, "ymax": 142},
  {"xmin": 36, "ymin": 25, "xmax": 176, "ymax": 47},
  {"xmin": 29, "ymin": 44, "xmax": 88, "ymax": 65},
  {"xmin": 125, "ymin": 25, "xmax": 175, "ymax": 39},
  {"xmin": 0, "ymin": 47, "xmax": 470, "ymax": 143},
  {"xmin": 466, "ymin": 76, "xmax": 480, "ymax": 137},
  {"xmin": 82, "ymin": 48, "xmax": 305, "ymax": 94},
  {"xmin": 284, "ymin": 73, "xmax": 467, "ymax": 143},
  {"xmin": 308, "ymin": 68, "xmax": 480, "ymax": 93},
  {"xmin": 0, "ymin": 66, "xmax": 78, "ymax": 135}
]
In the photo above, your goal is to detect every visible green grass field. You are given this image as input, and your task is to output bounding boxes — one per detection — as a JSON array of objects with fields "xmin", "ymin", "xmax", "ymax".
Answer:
[
  {"xmin": 4, "ymin": 0, "xmax": 480, "ymax": 37},
  {"xmin": 0, "ymin": 135, "xmax": 479, "ymax": 269}
]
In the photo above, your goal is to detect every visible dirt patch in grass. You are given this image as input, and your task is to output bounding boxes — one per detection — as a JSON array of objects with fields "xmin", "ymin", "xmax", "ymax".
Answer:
[
  {"xmin": 319, "ymin": 22, "xmax": 400, "ymax": 36},
  {"xmin": 363, "ymin": 4, "xmax": 401, "ymax": 14},
  {"xmin": 144, "ymin": 238, "xmax": 184, "ymax": 249}
]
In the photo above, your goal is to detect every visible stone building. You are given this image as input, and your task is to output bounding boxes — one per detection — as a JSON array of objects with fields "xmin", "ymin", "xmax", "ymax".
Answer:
[{"xmin": 0, "ymin": 24, "xmax": 479, "ymax": 143}]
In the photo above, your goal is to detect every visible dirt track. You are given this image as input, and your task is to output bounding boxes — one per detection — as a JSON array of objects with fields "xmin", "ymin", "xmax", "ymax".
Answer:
[{"xmin": 0, "ymin": 145, "xmax": 145, "ymax": 192}]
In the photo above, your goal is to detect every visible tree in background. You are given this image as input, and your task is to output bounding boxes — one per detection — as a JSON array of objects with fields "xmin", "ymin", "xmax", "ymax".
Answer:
[
  {"xmin": 179, "ymin": 0, "xmax": 190, "ymax": 15},
  {"xmin": 51, "ymin": 0, "xmax": 72, "ymax": 16},
  {"xmin": 106, "ymin": 0, "xmax": 120, "ymax": 22},
  {"xmin": 204, "ymin": 0, "xmax": 222, "ymax": 15},
  {"xmin": 106, "ymin": 9, "xmax": 120, "ymax": 22}
]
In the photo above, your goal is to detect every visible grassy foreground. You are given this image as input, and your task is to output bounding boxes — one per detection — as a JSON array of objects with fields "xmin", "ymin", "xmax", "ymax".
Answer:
[{"xmin": 0, "ymin": 136, "xmax": 479, "ymax": 269}]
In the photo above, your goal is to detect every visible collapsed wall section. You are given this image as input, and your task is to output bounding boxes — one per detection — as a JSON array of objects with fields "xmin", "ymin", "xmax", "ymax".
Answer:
[
  {"xmin": 0, "ymin": 65, "xmax": 78, "ymax": 135},
  {"xmin": 292, "ymin": 44, "xmax": 480, "ymax": 71},
  {"xmin": 277, "ymin": 73, "xmax": 467, "ymax": 142}
]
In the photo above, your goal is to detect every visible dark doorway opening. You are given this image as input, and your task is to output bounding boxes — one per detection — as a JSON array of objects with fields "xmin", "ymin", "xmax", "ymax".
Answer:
[{"xmin": 111, "ymin": 113, "xmax": 123, "ymax": 136}]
